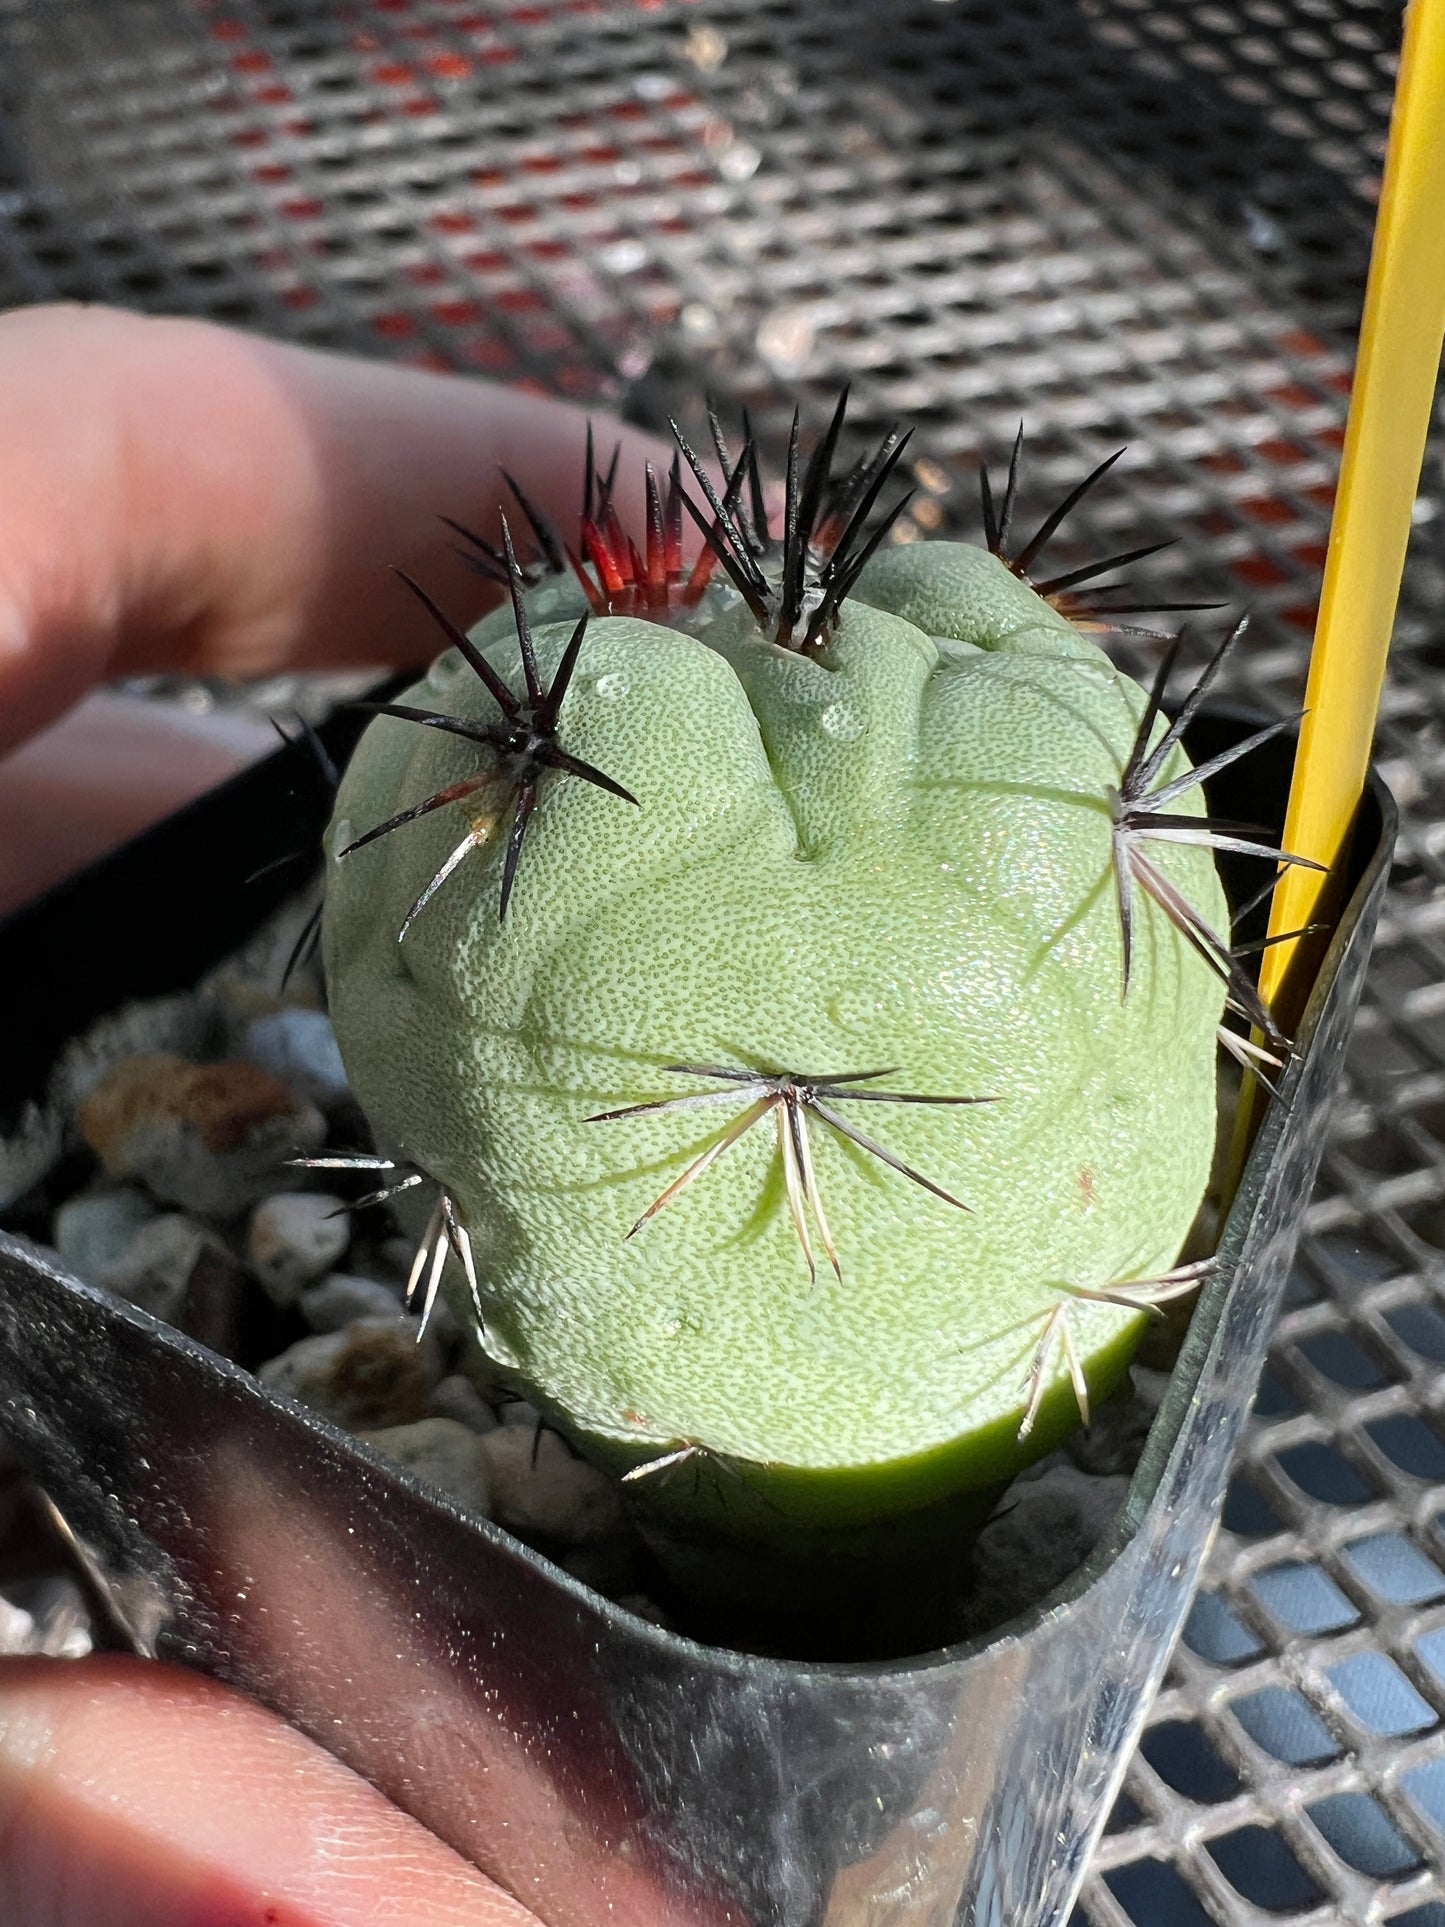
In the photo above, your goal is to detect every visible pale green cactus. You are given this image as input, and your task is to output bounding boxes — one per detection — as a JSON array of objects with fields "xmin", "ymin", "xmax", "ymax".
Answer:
[{"xmin": 320, "ymin": 412, "xmax": 1280, "ymax": 1567}]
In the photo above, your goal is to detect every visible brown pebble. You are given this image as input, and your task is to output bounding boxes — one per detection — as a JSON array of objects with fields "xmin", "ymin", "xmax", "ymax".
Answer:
[
  {"xmin": 257, "ymin": 1318, "xmax": 438, "ymax": 1431},
  {"xmin": 328, "ymin": 1323, "xmax": 436, "ymax": 1428},
  {"xmin": 75, "ymin": 1052, "xmax": 324, "ymax": 1216},
  {"xmin": 79, "ymin": 1054, "xmax": 299, "ymax": 1159}
]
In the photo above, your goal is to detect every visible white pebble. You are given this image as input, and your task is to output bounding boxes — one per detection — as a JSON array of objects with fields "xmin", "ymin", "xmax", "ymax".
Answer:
[
  {"xmin": 0, "ymin": 1592, "xmax": 35, "ymax": 1652},
  {"xmin": 54, "ymin": 1189, "xmax": 156, "ymax": 1287},
  {"xmin": 107, "ymin": 1214, "xmax": 207, "ymax": 1324},
  {"xmin": 478, "ymin": 1426, "xmax": 622, "ymax": 1545},
  {"xmin": 359, "ymin": 1418, "xmax": 492, "ymax": 1514},
  {"xmin": 0, "ymin": 1576, "xmax": 93, "ymax": 1658},
  {"xmin": 499, "ymin": 1399, "xmax": 542, "ymax": 1429},
  {"xmin": 299, "ymin": 1271, "xmax": 405, "ymax": 1332},
  {"xmin": 248, "ymin": 1193, "xmax": 350, "ymax": 1305},
  {"xmin": 242, "ymin": 1011, "xmax": 351, "ymax": 1111},
  {"xmin": 428, "ymin": 1374, "xmax": 498, "ymax": 1432},
  {"xmin": 54, "ymin": 1190, "xmax": 218, "ymax": 1328}
]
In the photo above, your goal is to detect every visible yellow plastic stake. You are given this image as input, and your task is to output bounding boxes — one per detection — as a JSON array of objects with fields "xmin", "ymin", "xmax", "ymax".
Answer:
[{"xmin": 1259, "ymin": 0, "xmax": 1445, "ymax": 1014}]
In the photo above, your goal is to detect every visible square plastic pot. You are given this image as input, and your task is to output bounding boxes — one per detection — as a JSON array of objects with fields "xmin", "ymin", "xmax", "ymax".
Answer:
[{"xmin": 0, "ymin": 709, "xmax": 1394, "ymax": 1927}]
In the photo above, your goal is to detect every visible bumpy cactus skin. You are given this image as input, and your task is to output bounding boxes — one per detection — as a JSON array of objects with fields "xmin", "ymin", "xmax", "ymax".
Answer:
[{"xmin": 323, "ymin": 542, "xmax": 1226, "ymax": 1535}]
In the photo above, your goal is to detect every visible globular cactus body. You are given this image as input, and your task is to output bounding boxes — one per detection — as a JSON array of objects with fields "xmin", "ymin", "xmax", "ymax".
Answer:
[{"xmin": 323, "ymin": 504, "xmax": 1230, "ymax": 1538}]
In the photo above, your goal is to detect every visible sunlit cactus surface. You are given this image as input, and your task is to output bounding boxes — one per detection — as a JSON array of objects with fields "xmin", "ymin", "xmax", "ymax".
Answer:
[{"xmin": 320, "ymin": 400, "xmax": 1295, "ymax": 1538}]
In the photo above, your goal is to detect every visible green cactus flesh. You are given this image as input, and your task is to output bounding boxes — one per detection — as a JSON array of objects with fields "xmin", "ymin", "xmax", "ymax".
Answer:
[{"xmin": 323, "ymin": 521, "xmax": 1231, "ymax": 1537}]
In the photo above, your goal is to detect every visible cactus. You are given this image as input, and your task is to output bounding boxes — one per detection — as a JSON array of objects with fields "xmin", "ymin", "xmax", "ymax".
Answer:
[{"xmin": 319, "ymin": 402, "xmax": 1299, "ymax": 1626}]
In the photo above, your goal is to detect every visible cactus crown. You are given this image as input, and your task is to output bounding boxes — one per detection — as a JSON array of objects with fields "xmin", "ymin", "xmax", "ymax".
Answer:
[{"xmin": 334, "ymin": 399, "xmax": 1307, "ymax": 1038}]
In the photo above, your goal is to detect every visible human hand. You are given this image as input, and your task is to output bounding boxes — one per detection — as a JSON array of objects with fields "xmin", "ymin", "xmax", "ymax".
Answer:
[
  {"xmin": 0, "ymin": 301, "xmax": 669, "ymax": 909},
  {"xmin": 0, "ymin": 301, "xmax": 674, "ymax": 1923},
  {"xmin": 0, "ymin": 1655, "xmax": 540, "ymax": 1925}
]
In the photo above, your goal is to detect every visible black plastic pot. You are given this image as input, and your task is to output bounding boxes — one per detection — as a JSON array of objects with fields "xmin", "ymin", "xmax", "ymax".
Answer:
[{"xmin": 0, "ymin": 713, "xmax": 1393, "ymax": 1927}]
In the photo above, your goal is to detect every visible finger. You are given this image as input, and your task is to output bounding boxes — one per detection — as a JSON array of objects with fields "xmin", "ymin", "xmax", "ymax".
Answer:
[
  {"xmin": 0, "ymin": 1654, "xmax": 541, "ymax": 1927},
  {"xmin": 0, "ymin": 304, "xmax": 674, "ymax": 752},
  {"xmin": 0, "ymin": 692, "xmax": 275, "ymax": 915}
]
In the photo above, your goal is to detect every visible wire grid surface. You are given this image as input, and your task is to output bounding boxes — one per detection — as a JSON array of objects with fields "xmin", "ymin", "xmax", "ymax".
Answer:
[{"xmin": 1, "ymin": 2, "xmax": 1443, "ymax": 1921}]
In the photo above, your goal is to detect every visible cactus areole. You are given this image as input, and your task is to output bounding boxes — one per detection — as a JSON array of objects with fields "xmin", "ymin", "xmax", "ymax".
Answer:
[{"xmin": 322, "ymin": 404, "xmax": 1288, "ymax": 1569}]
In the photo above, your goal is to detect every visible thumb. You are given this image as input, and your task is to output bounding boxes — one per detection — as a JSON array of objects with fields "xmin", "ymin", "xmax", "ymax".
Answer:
[{"xmin": 0, "ymin": 1655, "xmax": 541, "ymax": 1927}]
